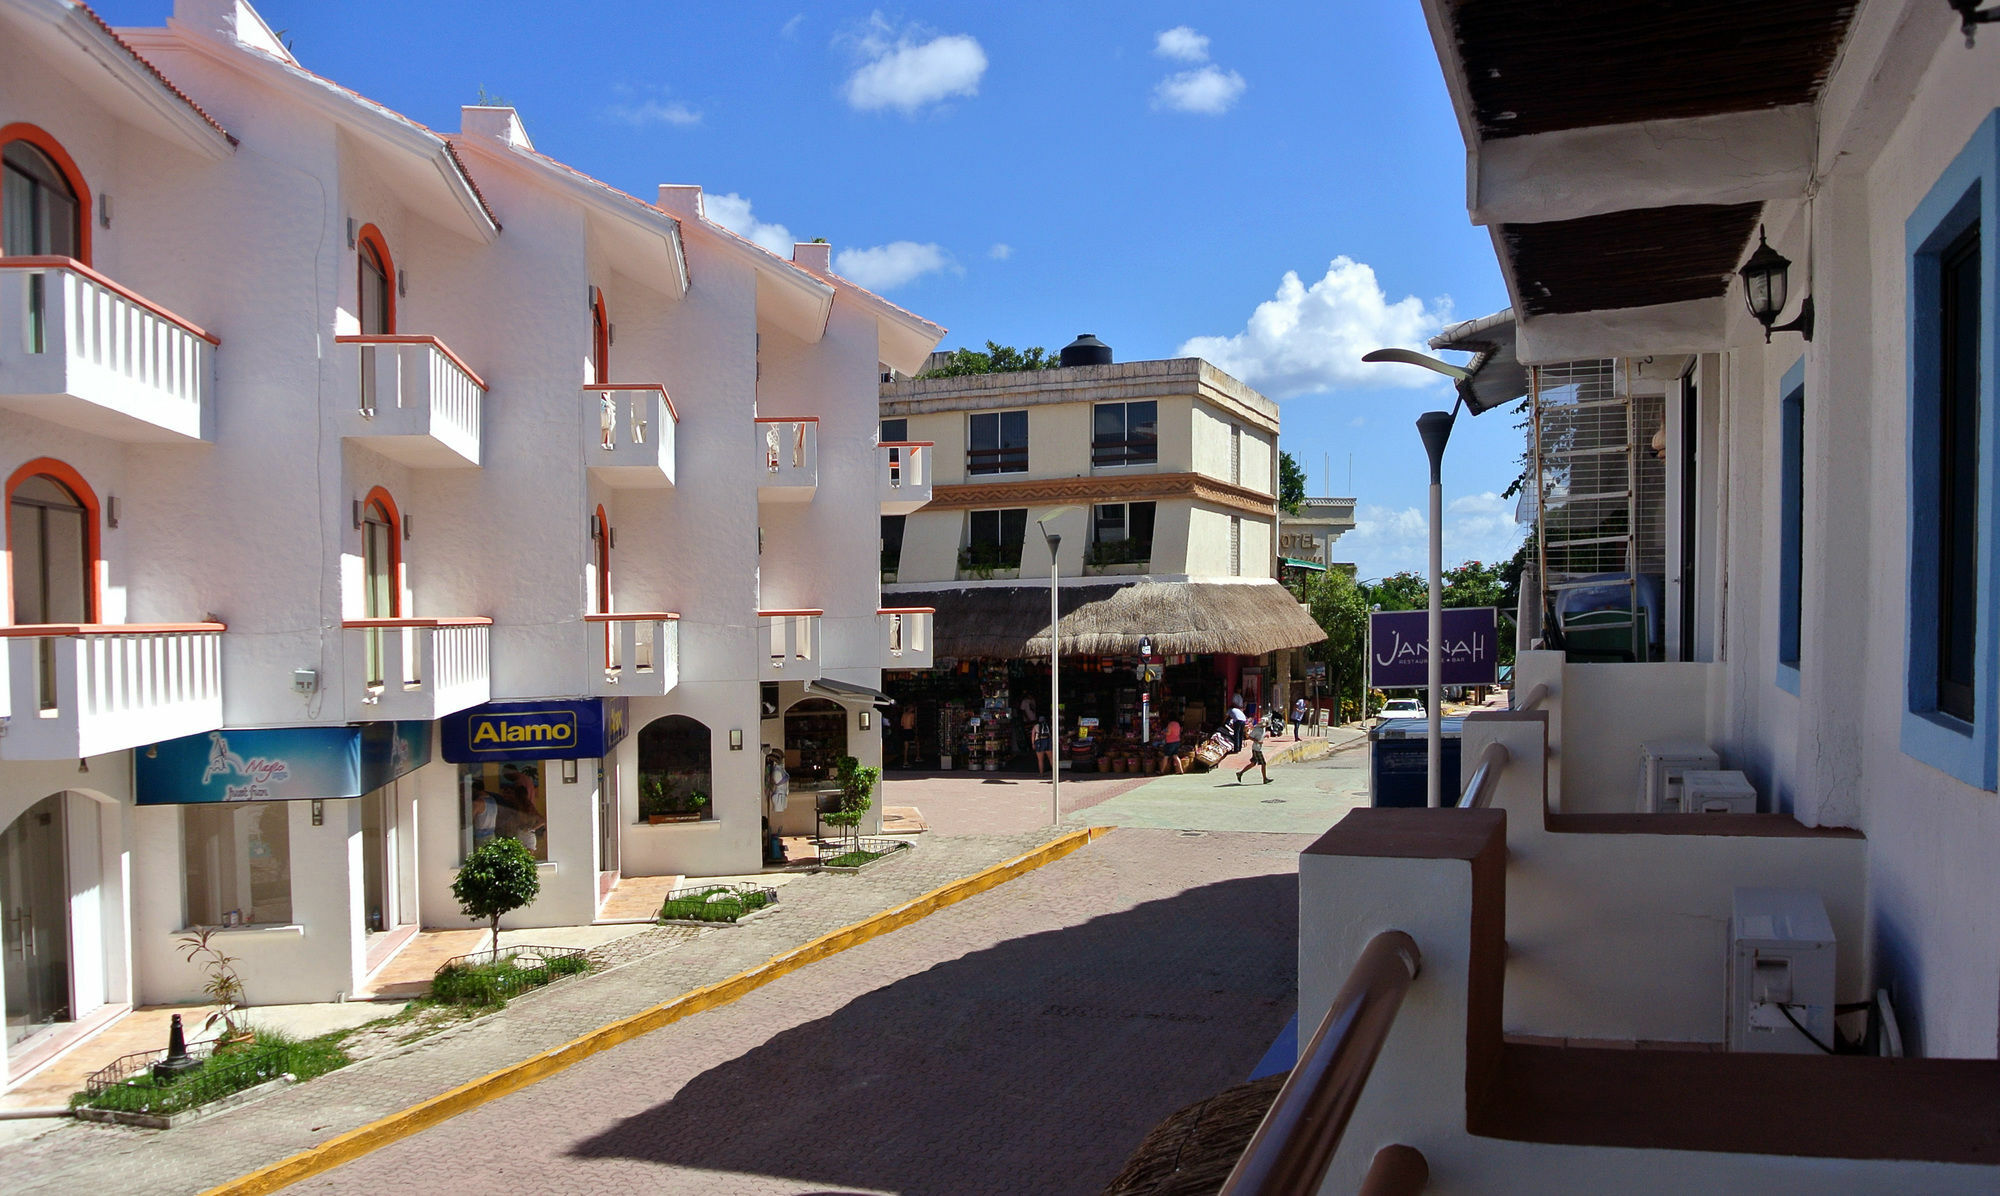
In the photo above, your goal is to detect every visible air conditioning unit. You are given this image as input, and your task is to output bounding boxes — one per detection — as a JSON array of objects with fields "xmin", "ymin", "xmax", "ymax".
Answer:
[
  {"xmin": 1681, "ymin": 769, "xmax": 1758, "ymax": 814},
  {"xmin": 1639, "ymin": 740, "xmax": 1720, "ymax": 812},
  {"xmin": 1729, "ymin": 887, "xmax": 1835, "ymax": 1054}
]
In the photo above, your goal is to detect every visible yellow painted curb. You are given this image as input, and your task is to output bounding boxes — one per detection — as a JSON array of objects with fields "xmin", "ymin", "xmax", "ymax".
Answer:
[{"xmin": 202, "ymin": 825, "xmax": 1114, "ymax": 1196}]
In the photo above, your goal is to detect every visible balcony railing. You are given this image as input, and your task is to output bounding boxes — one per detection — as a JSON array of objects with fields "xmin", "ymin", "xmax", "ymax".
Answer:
[
  {"xmin": 756, "ymin": 417, "xmax": 818, "ymax": 502},
  {"xmin": 1221, "ymin": 930, "xmax": 1423, "ymax": 1195},
  {"xmin": 341, "ymin": 617, "xmax": 491, "ymax": 721},
  {"xmin": 760, "ymin": 610, "xmax": 822, "ymax": 679},
  {"xmin": 584, "ymin": 612, "xmax": 680, "ymax": 696},
  {"xmin": 879, "ymin": 607, "xmax": 934, "ymax": 670},
  {"xmin": 878, "ymin": 441, "xmax": 932, "ymax": 514},
  {"xmin": 336, "ymin": 335, "xmax": 484, "ymax": 467},
  {"xmin": 1090, "ymin": 437, "xmax": 1159, "ymax": 468},
  {"xmin": 0, "ymin": 257, "xmax": 215, "ymax": 441},
  {"xmin": 966, "ymin": 445, "xmax": 1028, "ymax": 475},
  {"xmin": 0, "ymin": 622, "xmax": 224, "ymax": 760},
  {"xmin": 587, "ymin": 385, "xmax": 678, "ymax": 488}
]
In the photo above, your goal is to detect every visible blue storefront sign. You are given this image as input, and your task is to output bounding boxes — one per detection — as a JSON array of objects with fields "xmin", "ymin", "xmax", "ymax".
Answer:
[
  {"xmin": 1368, "ymin": 607, "xmax": 1499, "ymax": 688},
  {"xmin": 439, "ymin": 698, "xmax": 628, "ymax": 764},
  {"xmin": 137, "ymin": 721, "xmax": 432, "ymax": 805}
]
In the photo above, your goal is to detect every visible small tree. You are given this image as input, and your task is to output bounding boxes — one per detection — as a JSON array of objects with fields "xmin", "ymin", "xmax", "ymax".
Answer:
[
  {"xmin": 821, "ymin": 755, "xmax": 880, "ymax": 851},
  {"xmin": 452, "ymin": 838, "xmax": 540, "ymax": 954},
  {"xmin": 1278, "ymin": 450, "xmax": 1307, "ymax": 515},
  {"xmin": 176, "ymin": 927, "xmax": 247, "ymax": 1037}
]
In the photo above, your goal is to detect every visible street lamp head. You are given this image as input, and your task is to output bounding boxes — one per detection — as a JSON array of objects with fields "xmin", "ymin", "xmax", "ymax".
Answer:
[
  {"xmin": 1361, "ymin": 347, "xmax": 1472, "ymax": 382},
  {"xmin": 1037, "ymin": 504, "xmax": 1082, "ymax": 542},
  {"xmin": 1417, "ymin": 410, "xmax": 1455, "ymax": 484}
]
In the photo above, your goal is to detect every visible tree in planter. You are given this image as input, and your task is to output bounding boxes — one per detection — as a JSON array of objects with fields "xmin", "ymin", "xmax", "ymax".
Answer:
[
  {"xmin": 176, "ymin": 927, "xmax": 248, "ymax": 1039},
  {"xmin": 821, "ymin": 754, "xmax": 880, "ymax": 852},
  {"xmin": 452, "ymin": 838, "xmax": 541, "ymax": 956}
]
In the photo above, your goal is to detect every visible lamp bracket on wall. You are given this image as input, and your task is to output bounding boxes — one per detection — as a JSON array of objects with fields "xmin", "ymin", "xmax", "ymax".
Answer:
[
  {"xmin": 1948, "ymin": 0, "xmax": 1999, "ymax": 46},
  {"xmin": 1767, "ymin": 294, "xmax": 1814, "ymax": 344}
]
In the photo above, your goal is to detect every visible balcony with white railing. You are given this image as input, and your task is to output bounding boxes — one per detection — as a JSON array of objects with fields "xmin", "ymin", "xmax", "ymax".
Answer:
[
  {"xmin": 761, "ymin": 610, "xmax": 822, "ymax": 680},
  {"xmin": 756, "ymin": 417, "xmax": 818, "ymax": 502},
  {"xmin": 0, "ymin": 622, "xmax": 224, "ymax": 760},
  {"xmin": 586, "ymin": 385, "xmax": 678, "ymax": 488},
  {"xmin": 878, "ymin": 441, "xmax": 932, "ymax": 514},
  {"xmin": 336, "ymin": 335, "xmax": 485, "ymax": 467},
  {"xmin": 0, "ymin": 257, "xmax": 215, "ymax": 441},
  {"xmin": 342, "ymin": 617, "xmax": 492, "ymax": 721},
  {"xmin": 584, "ymin": 612, "xmax": 680, "ymax": 696},
  {"xmin": 878, "ymin": 607, "xmax": 934, "ymax": 670}
]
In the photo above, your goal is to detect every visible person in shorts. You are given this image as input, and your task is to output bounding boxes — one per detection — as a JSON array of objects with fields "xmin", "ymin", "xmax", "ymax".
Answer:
[
  {"xmin": 1235, "ymin": 711, "xmax": 1270, "ymax": 784},
  {"xmin": 1162, "ymin": 716, "xmax": 1184, "ymax": 773},
  {"xmin": 1033, "ymin": 718, "xmax": 1053, "ymax": 774}
]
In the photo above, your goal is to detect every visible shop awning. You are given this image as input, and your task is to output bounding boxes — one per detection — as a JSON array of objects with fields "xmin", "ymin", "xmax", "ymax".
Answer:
[
  {"xmin": 807, "ymin": 677, "xmax": 895, "ymax": 707},
  {"xmin": 1280, "ymin": 558, "xmax": 1326, "ymax": 572},
  {"xmin": 137, "ymin": 722, "xmax": 431, "ymax": 804},
  {"xmin": 892, "ymin": 579, "xmax": 1326, "ymax": 660}
]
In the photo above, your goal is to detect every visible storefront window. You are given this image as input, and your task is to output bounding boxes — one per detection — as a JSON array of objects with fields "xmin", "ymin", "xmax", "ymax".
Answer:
[
  {"xmin": 459, "ymin": 762, "xmax": 548, "ymax": 861},
  {"xmin": 784, "ymin": 698, "xmax": 848, "ymax": 785},
  {"xmin": 637, "ymin": 716, "xmax": 713, "ymax": 822},
  {"xmin": 184, "ymin": 803, "xmax": 293, "ymax": 926}
]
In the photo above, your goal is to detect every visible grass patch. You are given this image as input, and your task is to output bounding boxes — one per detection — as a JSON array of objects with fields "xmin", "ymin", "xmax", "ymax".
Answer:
[
  {"xmin": 73, "ymin": 1027, "xmax": 348, "ymax": 1116},
  {"xmin": 659, "ymin": 883, "xmax": 777, "ymax": 924},
  {"xmin": 824, "ymin": 848, "xmax": 890, "ymax": 868},
  {"xmin": 429, "ymin": 948, "xmax": 590, "ymax": 1009}
]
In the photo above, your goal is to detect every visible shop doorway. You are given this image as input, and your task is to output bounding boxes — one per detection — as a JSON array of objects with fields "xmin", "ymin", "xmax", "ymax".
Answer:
[
  {"xmin": 360, "ymin": 787, "xmax": 408, "ymax": 936},
  {"xmin": 783, "ymin": 699, "xmax": 847, "ymax": 787},
  {"xmin": 597, "ymin": 760, "xmax": 619, "ymax": 877},
  {"xmin": 2, "ymin": 794, "xmax": 72, "ymax": 1055}
]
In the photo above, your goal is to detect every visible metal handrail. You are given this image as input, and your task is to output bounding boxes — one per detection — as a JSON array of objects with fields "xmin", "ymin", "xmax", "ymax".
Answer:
[
  {"xmin": 1457, "ymin": 740, "xmax": 1513, "ymax": 809},
  {"xmin": 1513, "ymin": 681, "xmax": 1549, "ymax": 711},
  {"xmin": 1220, "ymin": 930, "xmax": 1422, "ymax": 1195}
]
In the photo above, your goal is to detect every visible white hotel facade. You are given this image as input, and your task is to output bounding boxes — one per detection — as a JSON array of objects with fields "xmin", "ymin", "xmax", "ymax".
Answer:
[{"xmin": 0, "ymin": 0, "xmax": 943, "ymax": 1087}]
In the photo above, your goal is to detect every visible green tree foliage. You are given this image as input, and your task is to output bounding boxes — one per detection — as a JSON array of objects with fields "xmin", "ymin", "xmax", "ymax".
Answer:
[
  {"xmin": 451, "ymin": 838, "xmax": 541, "ymax": 948},
  {"xmin": 1278, "ymin": 451, "xmax": 1307, "ymax": 515},
  {"xmin": 1303, "ymin": 570, "xmax": 1371, "ymax": 720},
  {"xmin": 821, "ymin": 755, "xmax": 881, "ymax": 850},
  {"xmin": 918, "ymin": 341, "xmax": 1064, "ymax": 377}
]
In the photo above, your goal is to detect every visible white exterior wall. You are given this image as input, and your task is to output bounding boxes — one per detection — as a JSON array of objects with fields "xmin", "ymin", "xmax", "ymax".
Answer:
[{"xmin": 0, "ymin": 0, "xmax": 940, "ymax": 1039}]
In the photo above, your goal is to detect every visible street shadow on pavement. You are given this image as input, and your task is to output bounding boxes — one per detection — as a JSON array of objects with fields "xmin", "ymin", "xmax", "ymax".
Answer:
[{"xmin": 565, "ymin": 868, "xmax": 1297, "ymax": 1195}]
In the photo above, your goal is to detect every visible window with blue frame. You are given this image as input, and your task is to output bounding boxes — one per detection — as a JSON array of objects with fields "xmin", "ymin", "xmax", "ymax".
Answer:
[
  {"xmin": 1777, "ymin": 359, "xmax": 1804, "ymax": 693},
  {"xmin": 1902, "ymin": 109, "xmax": 1997, "ymax": 789}
]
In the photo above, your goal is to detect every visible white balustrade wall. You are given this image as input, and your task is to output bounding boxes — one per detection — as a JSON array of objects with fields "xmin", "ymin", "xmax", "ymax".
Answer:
[{"xmin": 1, "ymin": 628, "xmax": 223, "ymax": 760}]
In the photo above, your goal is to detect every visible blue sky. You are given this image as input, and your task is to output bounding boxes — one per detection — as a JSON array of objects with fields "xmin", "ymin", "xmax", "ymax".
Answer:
[{"xmin": 100, "ymin": 1, "xmax": 1528, "ymax": 578}]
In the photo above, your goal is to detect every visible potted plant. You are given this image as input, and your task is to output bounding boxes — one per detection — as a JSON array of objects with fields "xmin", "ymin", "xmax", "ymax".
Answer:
[{"xmin": 640, "ymin": 775, "xmax": 709, "ymax": 823}]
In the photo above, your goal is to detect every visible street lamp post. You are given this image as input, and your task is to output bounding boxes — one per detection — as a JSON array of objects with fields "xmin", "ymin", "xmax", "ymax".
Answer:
[{"xmin": 1037, "ymin": 507, "xmax": 1080, "ymax": 826}]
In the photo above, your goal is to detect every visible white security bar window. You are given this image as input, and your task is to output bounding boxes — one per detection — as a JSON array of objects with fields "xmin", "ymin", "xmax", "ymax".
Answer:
[{"xmin": 184, "ymin": 803, "xmax": 293, "ymax": 926}]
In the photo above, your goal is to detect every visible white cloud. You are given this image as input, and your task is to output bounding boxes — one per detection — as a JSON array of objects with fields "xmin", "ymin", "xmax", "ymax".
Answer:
[
  {"xmin": 780, "ymin": 14, "xmax": 805, "ymax": 38},
  {"xmin": 835, "ymin": 241, "xmax": 955, "ymax": 290},
  {"xmin": 1155, "ymin": 25, "xmax": 1210, "ymax": 62},
  {"xmin": 701, "ymin": 192, "xmax": 796, "ymax": 256},
  {"xmin": 603, "ymin": 98, "xmax": 702, "ymax": 128},
  {"xmin": 1177, "ymin": 256, "xmax": 1452, "ymax": 398},
  {"xmin": 842, "ymin": 15, "xmax": 987, "ymax": 114},
  {"xmin": 1341, "ymin": 494, "xmax": 1525, "ymax": 579},
  {"xmin": 988, "ymin": 242, "xmax": 1013, "ymax": 260},
  {"xmin": 1153, "ymin": 65, "xmax": 1246, "ymax": 114}
]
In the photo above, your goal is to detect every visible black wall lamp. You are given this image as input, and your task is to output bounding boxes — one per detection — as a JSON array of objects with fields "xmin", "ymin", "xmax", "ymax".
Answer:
[{"xmin": 1739, "ymin": 226, "xmax": 1814, "ymax": 344}]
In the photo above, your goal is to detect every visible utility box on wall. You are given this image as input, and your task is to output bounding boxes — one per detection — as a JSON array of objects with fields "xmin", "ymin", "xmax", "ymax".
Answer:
[
  {"xmin": 1729, "ymin": 887, "xmax": 1836, "ymax": 1054},
  {"xmin": 1640, "ymin": 740, "xmax": 1720, "ymax": 812}
]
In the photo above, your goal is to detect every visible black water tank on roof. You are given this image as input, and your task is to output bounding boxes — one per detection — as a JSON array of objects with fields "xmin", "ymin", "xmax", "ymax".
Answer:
[{"xmin": 1060, "ymin": 333, "xmax": 1112, "ymax": 367}]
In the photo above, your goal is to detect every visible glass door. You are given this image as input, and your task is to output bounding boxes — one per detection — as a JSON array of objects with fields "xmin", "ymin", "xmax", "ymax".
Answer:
[
  {"xmin": 597, "ymin": 761, "xmax": 619, "ymax": 876},
  {"xmin": 8, "ymin": 473, "xmax": 91, "ymax": 710},
  {"xmin": 362, "ymin": 500, "xmax": 395, "ymax": 686},
  {"xmin": 2, "ymin": 794, "xmax": 72, "ymax": 1054}
]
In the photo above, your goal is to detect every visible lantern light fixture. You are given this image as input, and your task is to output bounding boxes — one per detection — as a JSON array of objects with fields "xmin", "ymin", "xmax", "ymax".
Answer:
[{"xmin": 1739, "ymin": 225, "xmax": 1814, "ymax": 343}]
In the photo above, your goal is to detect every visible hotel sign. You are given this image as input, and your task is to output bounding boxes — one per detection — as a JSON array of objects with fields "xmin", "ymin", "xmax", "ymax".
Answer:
[{"xmin": 440, "ymin": 698, "xmax": 628, "ymax": 763}]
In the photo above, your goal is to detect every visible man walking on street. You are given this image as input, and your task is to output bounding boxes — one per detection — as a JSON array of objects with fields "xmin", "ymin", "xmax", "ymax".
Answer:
[{"xmin": 1236, "ymin": 711, "xmax": 1270, "ymax": 784}]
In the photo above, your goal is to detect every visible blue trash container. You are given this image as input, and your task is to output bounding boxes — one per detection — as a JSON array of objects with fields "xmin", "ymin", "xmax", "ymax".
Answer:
[{"xmin": 1370, "ymin": 717, "xmax": 1464, "ymax": 807}]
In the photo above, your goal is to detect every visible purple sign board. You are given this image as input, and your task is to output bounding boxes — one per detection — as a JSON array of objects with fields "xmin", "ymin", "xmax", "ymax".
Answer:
[{"xmin": 1369, "ymin": 607, "xmax": 1499, "ymax": 688}]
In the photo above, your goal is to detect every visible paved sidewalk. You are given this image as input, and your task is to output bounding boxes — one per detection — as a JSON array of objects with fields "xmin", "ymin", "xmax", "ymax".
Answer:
[
  {"xmin": 1062, "ymin": 727, "xmax": 1371, "ymax": 834},
  {"xmin": 6, "ymin": 826, "xmax": 1076, "ymax": 1196}
]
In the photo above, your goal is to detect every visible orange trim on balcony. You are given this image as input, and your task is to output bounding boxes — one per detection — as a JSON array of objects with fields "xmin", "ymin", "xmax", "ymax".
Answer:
[
  {"xmin": 0, "ymin": 621, "xmax": 225, "ymax": 636},
  {"xmin": 586, "ymin": 383, "xmax": 679, "ymax": 423},
  {"xmin": 877, "ymin": 607, "xmax": 936, "ymax": 614},
  {"xmin": 757, "ymin": 609, "xmax": 824, "ymax": 617},
  {"xmin": 333, "ymin": 335, "xmax": 487, "ymax": 390},
  {"xmin": 340, "ymin": 617, "xmax": 493, "ymax": 629},
  {"xmin": 0, "ymin": 256, "xmax": 219, "ymax": 345},
  {"xmin": 583, "ymin": 611, "xmax": 680, "ymax": 622},
  {"xmin": 752, "ymin": 416, "xmax": 820, "ymax": 423},
  {"xmin": 878, "ymin": 441, "xmax": 934, "ymax": 448}
]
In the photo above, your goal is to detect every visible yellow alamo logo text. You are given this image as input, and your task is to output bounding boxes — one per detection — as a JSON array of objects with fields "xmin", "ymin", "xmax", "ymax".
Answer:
[{"xmin": 470, "ymin": 717, "xmax": 575, "ymax": 745}]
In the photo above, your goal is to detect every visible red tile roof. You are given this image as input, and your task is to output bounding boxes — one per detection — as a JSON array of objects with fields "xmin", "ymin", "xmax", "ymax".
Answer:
[{"xmin": 79, "ymin": 1, "xmax": 234, "ymax": 144}]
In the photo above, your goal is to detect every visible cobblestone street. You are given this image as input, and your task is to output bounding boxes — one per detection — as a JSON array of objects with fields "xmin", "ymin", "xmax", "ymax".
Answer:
[{"xmin": 298, "ymin": 826, "xmax": 1309, "ymax": 1196}]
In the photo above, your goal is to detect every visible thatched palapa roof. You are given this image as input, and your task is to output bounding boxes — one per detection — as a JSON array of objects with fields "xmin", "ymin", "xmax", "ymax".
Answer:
[{"xmin": 902, "ymin": 580, "xmax": 1326, "ymax": 660}]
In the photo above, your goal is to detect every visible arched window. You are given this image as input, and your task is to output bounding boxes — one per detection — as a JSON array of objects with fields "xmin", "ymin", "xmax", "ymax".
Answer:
[
  {"xmin": 8, "ymin": 459, "xmax": 99, "ymax": 711},
  {"xmin": 1, "ymin": 125, "xmax": 87, "ymax": 262},
  {"xmin": 589, "ymin": 286, "xmax": 610, "ymax": 385},
  {"xmin": 637, "ymin": 715, "xmax": 712, "ymax": 822},
  {"xmin": 590, "ymin": 505, "xmax": 611, "ymax": 615},
  {"xmin": 360, "ymin": 487, "xmax": 401, "ymax": 687},
  {"xmin": 356, "ymin": 225, "xmax": 394, "ymax": 335}
]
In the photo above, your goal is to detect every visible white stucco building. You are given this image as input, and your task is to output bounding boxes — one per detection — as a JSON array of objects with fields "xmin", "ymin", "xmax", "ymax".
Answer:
[
  {"xmin": 1289, "ymin": 2, "xmax": 2000, "ymax": 1191},
  {"xmin": 0, "ymin": 0, "xmax": 942, "ymax": 1088}
]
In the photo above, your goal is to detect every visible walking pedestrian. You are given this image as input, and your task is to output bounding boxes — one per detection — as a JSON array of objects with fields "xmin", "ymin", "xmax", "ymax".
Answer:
[
  {"xmin": 1290, "ymin": 696, "xmax": 1307, "ymax": 740},
  {"xmin": 1235, "ymin": 714, "xmax": 1270, "ymax": 784},
  {"xmin": 1227, "ymin": 695, "xmax": 1248, "ymax": 756}
]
